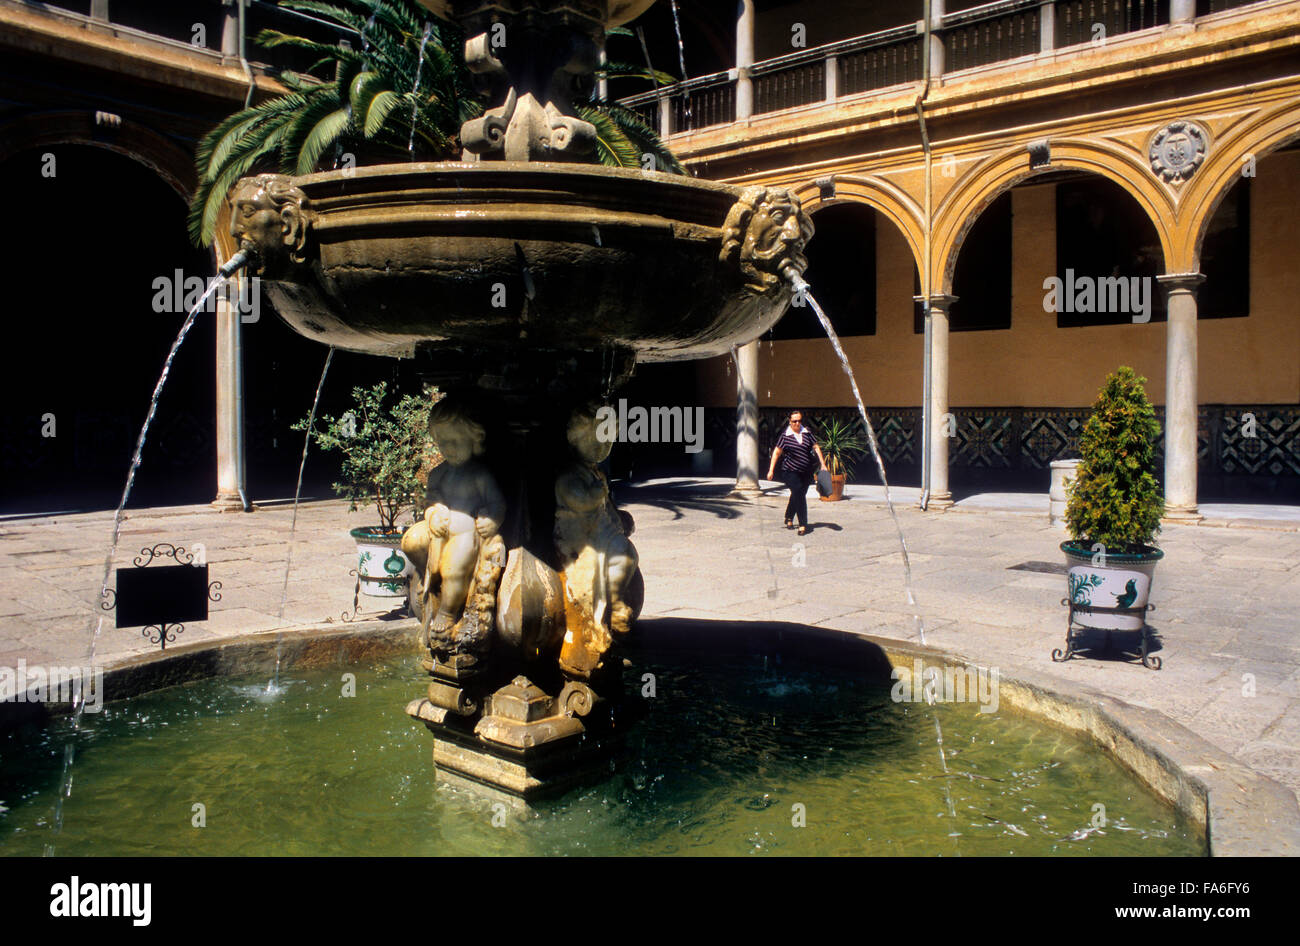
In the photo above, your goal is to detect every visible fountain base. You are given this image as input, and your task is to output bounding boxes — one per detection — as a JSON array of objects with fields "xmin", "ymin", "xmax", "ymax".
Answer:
[{"xmin": 405, "ymin": 666, "xmax": 633, "ymax": 797}]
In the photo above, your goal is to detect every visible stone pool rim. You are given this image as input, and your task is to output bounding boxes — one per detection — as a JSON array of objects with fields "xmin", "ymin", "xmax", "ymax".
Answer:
[{"xmin": 4, "ymin": 616, "xmax": 1296, "ymax": 857}]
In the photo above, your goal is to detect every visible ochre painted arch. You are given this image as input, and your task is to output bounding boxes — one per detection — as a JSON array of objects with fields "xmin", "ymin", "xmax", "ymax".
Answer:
[
  {"xmin": 790, "ymin": 174, "xmax": 926, "ymax": 277},
  {"xmin": 932, "ymin": 138, "xmax": 1177, "ymax": 294},
  {"xmin": 1176, "ymin": 100, "xmax": 1300, "ymax": 272}
]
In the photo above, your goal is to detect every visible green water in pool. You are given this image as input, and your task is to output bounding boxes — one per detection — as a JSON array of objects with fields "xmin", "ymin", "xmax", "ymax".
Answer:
[{"xmin": 0, "ymin": 652, "xmax": 1204, "ymax": 856}]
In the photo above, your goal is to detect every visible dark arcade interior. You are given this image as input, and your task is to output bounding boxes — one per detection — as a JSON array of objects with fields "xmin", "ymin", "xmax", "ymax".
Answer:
[{"xmin": 0, "ymin": 144, "xmax": 409, "ymax": 515}]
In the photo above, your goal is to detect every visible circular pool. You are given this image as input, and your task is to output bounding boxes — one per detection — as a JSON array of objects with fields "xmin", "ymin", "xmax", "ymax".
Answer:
[{"xmin": 0, "ymin": 648, "xmax": 1203, "ymax": 856}]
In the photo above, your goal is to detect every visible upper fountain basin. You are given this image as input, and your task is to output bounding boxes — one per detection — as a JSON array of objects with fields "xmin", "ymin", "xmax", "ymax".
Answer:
[{"xmin": 230, "ymin": 162, "xmax": 812, "ymax": 361}]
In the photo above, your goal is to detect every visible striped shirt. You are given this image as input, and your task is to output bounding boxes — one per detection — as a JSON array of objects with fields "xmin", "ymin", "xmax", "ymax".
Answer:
[{"xmin": 775, "ymin": 428, "xmax": 818, "ymax": 474}]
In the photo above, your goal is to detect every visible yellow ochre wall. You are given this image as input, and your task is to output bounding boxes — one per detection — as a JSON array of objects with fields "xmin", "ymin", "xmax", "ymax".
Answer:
[{"xmin": 697, "ymin": 151, "xmax": 1300, "ymax": 410}]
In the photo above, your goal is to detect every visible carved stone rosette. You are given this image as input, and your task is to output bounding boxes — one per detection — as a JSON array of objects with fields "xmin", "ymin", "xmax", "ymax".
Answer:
[{"xmin": 1149, "ymin": 120, "xmax": 1209, "ymax": 185}]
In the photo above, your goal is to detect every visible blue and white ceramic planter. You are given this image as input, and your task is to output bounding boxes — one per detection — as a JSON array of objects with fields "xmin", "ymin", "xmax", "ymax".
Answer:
[
  {"xmin": 1061, "ymin": 541, "xmax": 1163, "ymax": 631},
  {"xmin": 350, "ymin": 527, "xmax": 413, "ymax": 598}
]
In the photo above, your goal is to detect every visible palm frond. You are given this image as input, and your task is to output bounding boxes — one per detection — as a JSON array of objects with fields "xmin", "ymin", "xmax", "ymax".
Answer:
[
  {"xmin": 578, "ymin": 106, "xmax": 641, "ymax": 169},
  {"xmin": 296, "ymin": 106, "xmax": 353, "ymax": 175},
  {"xmin": 189, "ymin": 0, "xmax": 684, "ymax": 246},
  {"xmin": 363, "ymin": 89, "xmax": 402, "ymax": 137}
]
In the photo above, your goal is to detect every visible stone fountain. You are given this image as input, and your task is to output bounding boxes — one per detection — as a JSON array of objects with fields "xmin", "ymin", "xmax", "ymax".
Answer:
[{"xmin": 228, "ymin": 0, "xmax": 814, "ymax": 797}]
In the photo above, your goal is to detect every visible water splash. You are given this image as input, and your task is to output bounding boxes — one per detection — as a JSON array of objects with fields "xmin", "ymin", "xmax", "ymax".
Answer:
[
  {"xmin": 272, "ymin": 346, "xmax": 336, "ymax": 687},
  {"xmin": 924, "ymin": 686, "xmax": 958, "ymax": 820},
  {"xmin": 787, "ymin": 274, "xmax": 926, "ymax": 645},
  {"xmin": 408, "ymin": 22, "xmax": 434, "ymax": 158},
  {"xmin": 234, "ymin": 681, "xmax": 292, "ymax": 703},
  {"xmin": 46, "ymin": 271, "xmax": 234, "ymax": 855}
]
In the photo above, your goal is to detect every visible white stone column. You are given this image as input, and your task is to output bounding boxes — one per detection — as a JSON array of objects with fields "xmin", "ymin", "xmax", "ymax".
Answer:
[
  {"xmin": 89, "ymin": 0, "xmax": 110, "ymax": 34},
  {"xmin": 658, "ymin": 96, "xmax": 672, "ymax": 137},
  {"xmin": 1159, "ymin": 273, "xmax": 1204, "ymax": 521},
  {"xmin": 1170, "ymin": 0, "xmax": 1196, "ymax": 26},
  {"xmin": 919, "ymin": 293, "xmax": 957, "ymax": 510},
  {"xmin": 733, "ymin": 341, "xmax": 761, "ymax": 494},
  {"xmin": 1039, "ymin": 1, "xmax": 1055, "ymax": 53},
  {"xmin": 929, "ymin": 0, "xmax": 946, "ymax": 78},
  {"xmin": 221, "ymin": 0, "xmax": 241, "ymax": 57},
  {"xmin": 213, "ymin": 274, "xmax": 248, "ymax": 511},
  {"xmin": 735, "ymin": 0, "xmax": 755, "ymax": 120}
]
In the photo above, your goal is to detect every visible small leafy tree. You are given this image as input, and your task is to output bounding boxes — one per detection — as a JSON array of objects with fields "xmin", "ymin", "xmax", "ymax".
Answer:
[
  {"xmin": 817, "ymin": 416, "xmax": 868, "ymax": 479},
  {"xmin": 1064, "ymin": 366, "xmax": 1164, "ymax": 552},
  {"xmin": 293, "ymin": 381, "xmax": 441, "ymax": 531}
]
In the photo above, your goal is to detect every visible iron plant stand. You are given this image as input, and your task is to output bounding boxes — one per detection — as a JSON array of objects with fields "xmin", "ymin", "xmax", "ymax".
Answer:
[{"xmin": 1054, "ymin": 599, "xmax": 1160, "ymax": 670}]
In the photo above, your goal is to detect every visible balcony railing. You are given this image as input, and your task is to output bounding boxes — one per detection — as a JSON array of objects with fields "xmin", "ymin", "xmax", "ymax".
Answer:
[
  {"xmin": 944, "ymin": 0, "xmax": 1042, "ymax": 71},
  {"xmin": 7, "ymin": 0, "xmax": 352, "ymax": 64},
  {"xmin": 838, "ymin": 26, "xmax": 924, "ymax": 96},
  {"xmin": 618, "ymin": 0, "xmax": 1275, "ymax": 137},
  {"xmin": 1055, "ymin": 0, "xmax": 1167, "ymax": 47}
]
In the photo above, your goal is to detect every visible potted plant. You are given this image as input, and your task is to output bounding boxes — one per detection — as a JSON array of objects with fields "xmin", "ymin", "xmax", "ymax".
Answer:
[
  {"xmin": 817, "ymin": 416, "xmax": 868, "ymax": 502},
  {"xmin": 294, "ymin": 382, "xmax": 441, "ymax": 598},
  {"xmin": 1061, "ymin": 366, "xmax": 1164, "ymax": 632}
]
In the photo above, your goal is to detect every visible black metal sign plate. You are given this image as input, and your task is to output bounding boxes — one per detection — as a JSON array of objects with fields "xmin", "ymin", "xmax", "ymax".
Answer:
[{"xmin": 115, "ymin": 563, "xmax": 210, "ymax": 628}]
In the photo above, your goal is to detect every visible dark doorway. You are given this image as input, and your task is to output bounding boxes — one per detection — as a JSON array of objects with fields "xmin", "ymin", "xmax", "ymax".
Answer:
[
  {"xmin": 0, "ymin": 144, "xmax": 399, "ymax": 515},
  {"xmin": 1055, "ymin": 176, "xmax": 1165, "ymax": 326},
  {"xmin": 0, "ymin": 145, "xmax": 215, "ymax": 514},
  {"xmin": 774, "ymin": 202, "xmax": 877, "ymax": 340}
]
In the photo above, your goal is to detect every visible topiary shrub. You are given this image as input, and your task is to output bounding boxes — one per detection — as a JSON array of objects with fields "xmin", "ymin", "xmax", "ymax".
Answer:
[{"xmin": 1063, "ymin": 366, "xmax": 1164, "ymax": 553}]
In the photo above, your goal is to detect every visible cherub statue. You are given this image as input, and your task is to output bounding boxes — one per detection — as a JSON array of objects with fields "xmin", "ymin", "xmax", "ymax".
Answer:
[
  {"xmin": 401, "ymin": 399, "xmax": 507, "ymax": 663},
  {"xmin": 554, "ymin": 402, "xmax": 640, "ymax": 678}
]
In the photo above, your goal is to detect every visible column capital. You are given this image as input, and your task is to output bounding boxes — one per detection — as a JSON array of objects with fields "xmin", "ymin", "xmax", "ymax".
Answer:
[
  {"xmin": 1157, "ymin": 272, "xmax": 1205, "ymax": 294},
  {"xmin": 913, "ymin": 293, "xmax": 959, "ymax": 308}
]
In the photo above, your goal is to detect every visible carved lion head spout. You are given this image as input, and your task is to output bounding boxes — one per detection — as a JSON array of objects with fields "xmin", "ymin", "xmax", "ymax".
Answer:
[
  {"xmin": 719, "ymin": 186, "xmax": 815, "ymax": 294},
  {"xmin": 228, "ymin": 174, "xmax": 313, "ymax": 276}
]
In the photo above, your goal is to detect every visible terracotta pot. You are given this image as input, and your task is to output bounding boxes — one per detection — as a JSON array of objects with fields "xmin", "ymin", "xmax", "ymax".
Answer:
[
  {"xmin": 350, "ymin": 527, "xmax": 414, "ymax": 598},
  {"xmin": 1060, "ymin": 540, "xmax": 1163, "ymax": 631},
  {"xmin": 820, "ymin": 473, "xmax": 847, "ymax": 502}
]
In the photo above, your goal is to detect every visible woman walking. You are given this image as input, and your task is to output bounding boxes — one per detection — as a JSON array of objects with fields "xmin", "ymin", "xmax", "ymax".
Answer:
[{"xmin": 766, "ymin": 411, "xmax": 828, "ymax": 536}]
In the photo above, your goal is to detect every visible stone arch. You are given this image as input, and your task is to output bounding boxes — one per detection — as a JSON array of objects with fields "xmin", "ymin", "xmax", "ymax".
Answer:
[
  {"xmin": 1176, "ymin": 99, "xmax": 1300, "ymax": 272},
  {"xmin": 790, "ymin": 174, "xmax": 926, "ymax": 277},
  {"xmin": 932, "ymin": 138, "xmax": 1176, "ymax": 294},
  {"xmin": 0, "ymin": 111, "xmax": 195, "ymax": 203}
]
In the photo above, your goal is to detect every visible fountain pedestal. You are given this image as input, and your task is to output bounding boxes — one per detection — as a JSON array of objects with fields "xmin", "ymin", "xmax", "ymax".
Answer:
[
  {"xmin": 407, "ymin": 656, "xmax": 634, "ymax": 797},
  {"xmin": 227, "ymin": 0, "xmax": 814, "ymax": 800}
]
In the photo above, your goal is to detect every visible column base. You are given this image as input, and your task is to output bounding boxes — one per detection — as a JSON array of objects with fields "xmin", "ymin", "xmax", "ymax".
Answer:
[
  {"xmin": 1161, "ymin": 505, "xmax": 1202, "ymax": 524},
  {"xmin": 921, "ymin": 492, "xmax": 954, "ymax": 511},
  {"xmin": 730, "ymin": 482, "xmax": 763, "ymax": 499},
  {"xmin": 210, "ymin": 492, "xmax": 253, "ymax": 513}
]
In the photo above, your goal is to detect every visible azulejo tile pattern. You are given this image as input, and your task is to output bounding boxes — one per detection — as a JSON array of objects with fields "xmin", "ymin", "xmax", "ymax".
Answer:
[
  {"xmin": 1221, "ymin": 407, "xmax": 1300, "ymax": 476},
  {"xmin": 704, "ymin": 404, "xmax": 1300, "ymax": 480},
  {"xmin": 952, "ymin": 413, "xmax": 1013, "ymax": 468}
]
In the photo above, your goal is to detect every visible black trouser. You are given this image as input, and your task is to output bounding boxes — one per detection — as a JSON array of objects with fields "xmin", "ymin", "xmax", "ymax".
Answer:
[{"xmin": 781, "ymin": 469, "xmax": 813, "ymax": 528}]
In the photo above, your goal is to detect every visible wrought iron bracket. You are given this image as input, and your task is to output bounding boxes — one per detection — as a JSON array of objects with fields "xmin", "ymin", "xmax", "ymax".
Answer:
[{"xmin": 1054, "ymin": 599, "xmax": 1160, "ymax": 670}]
